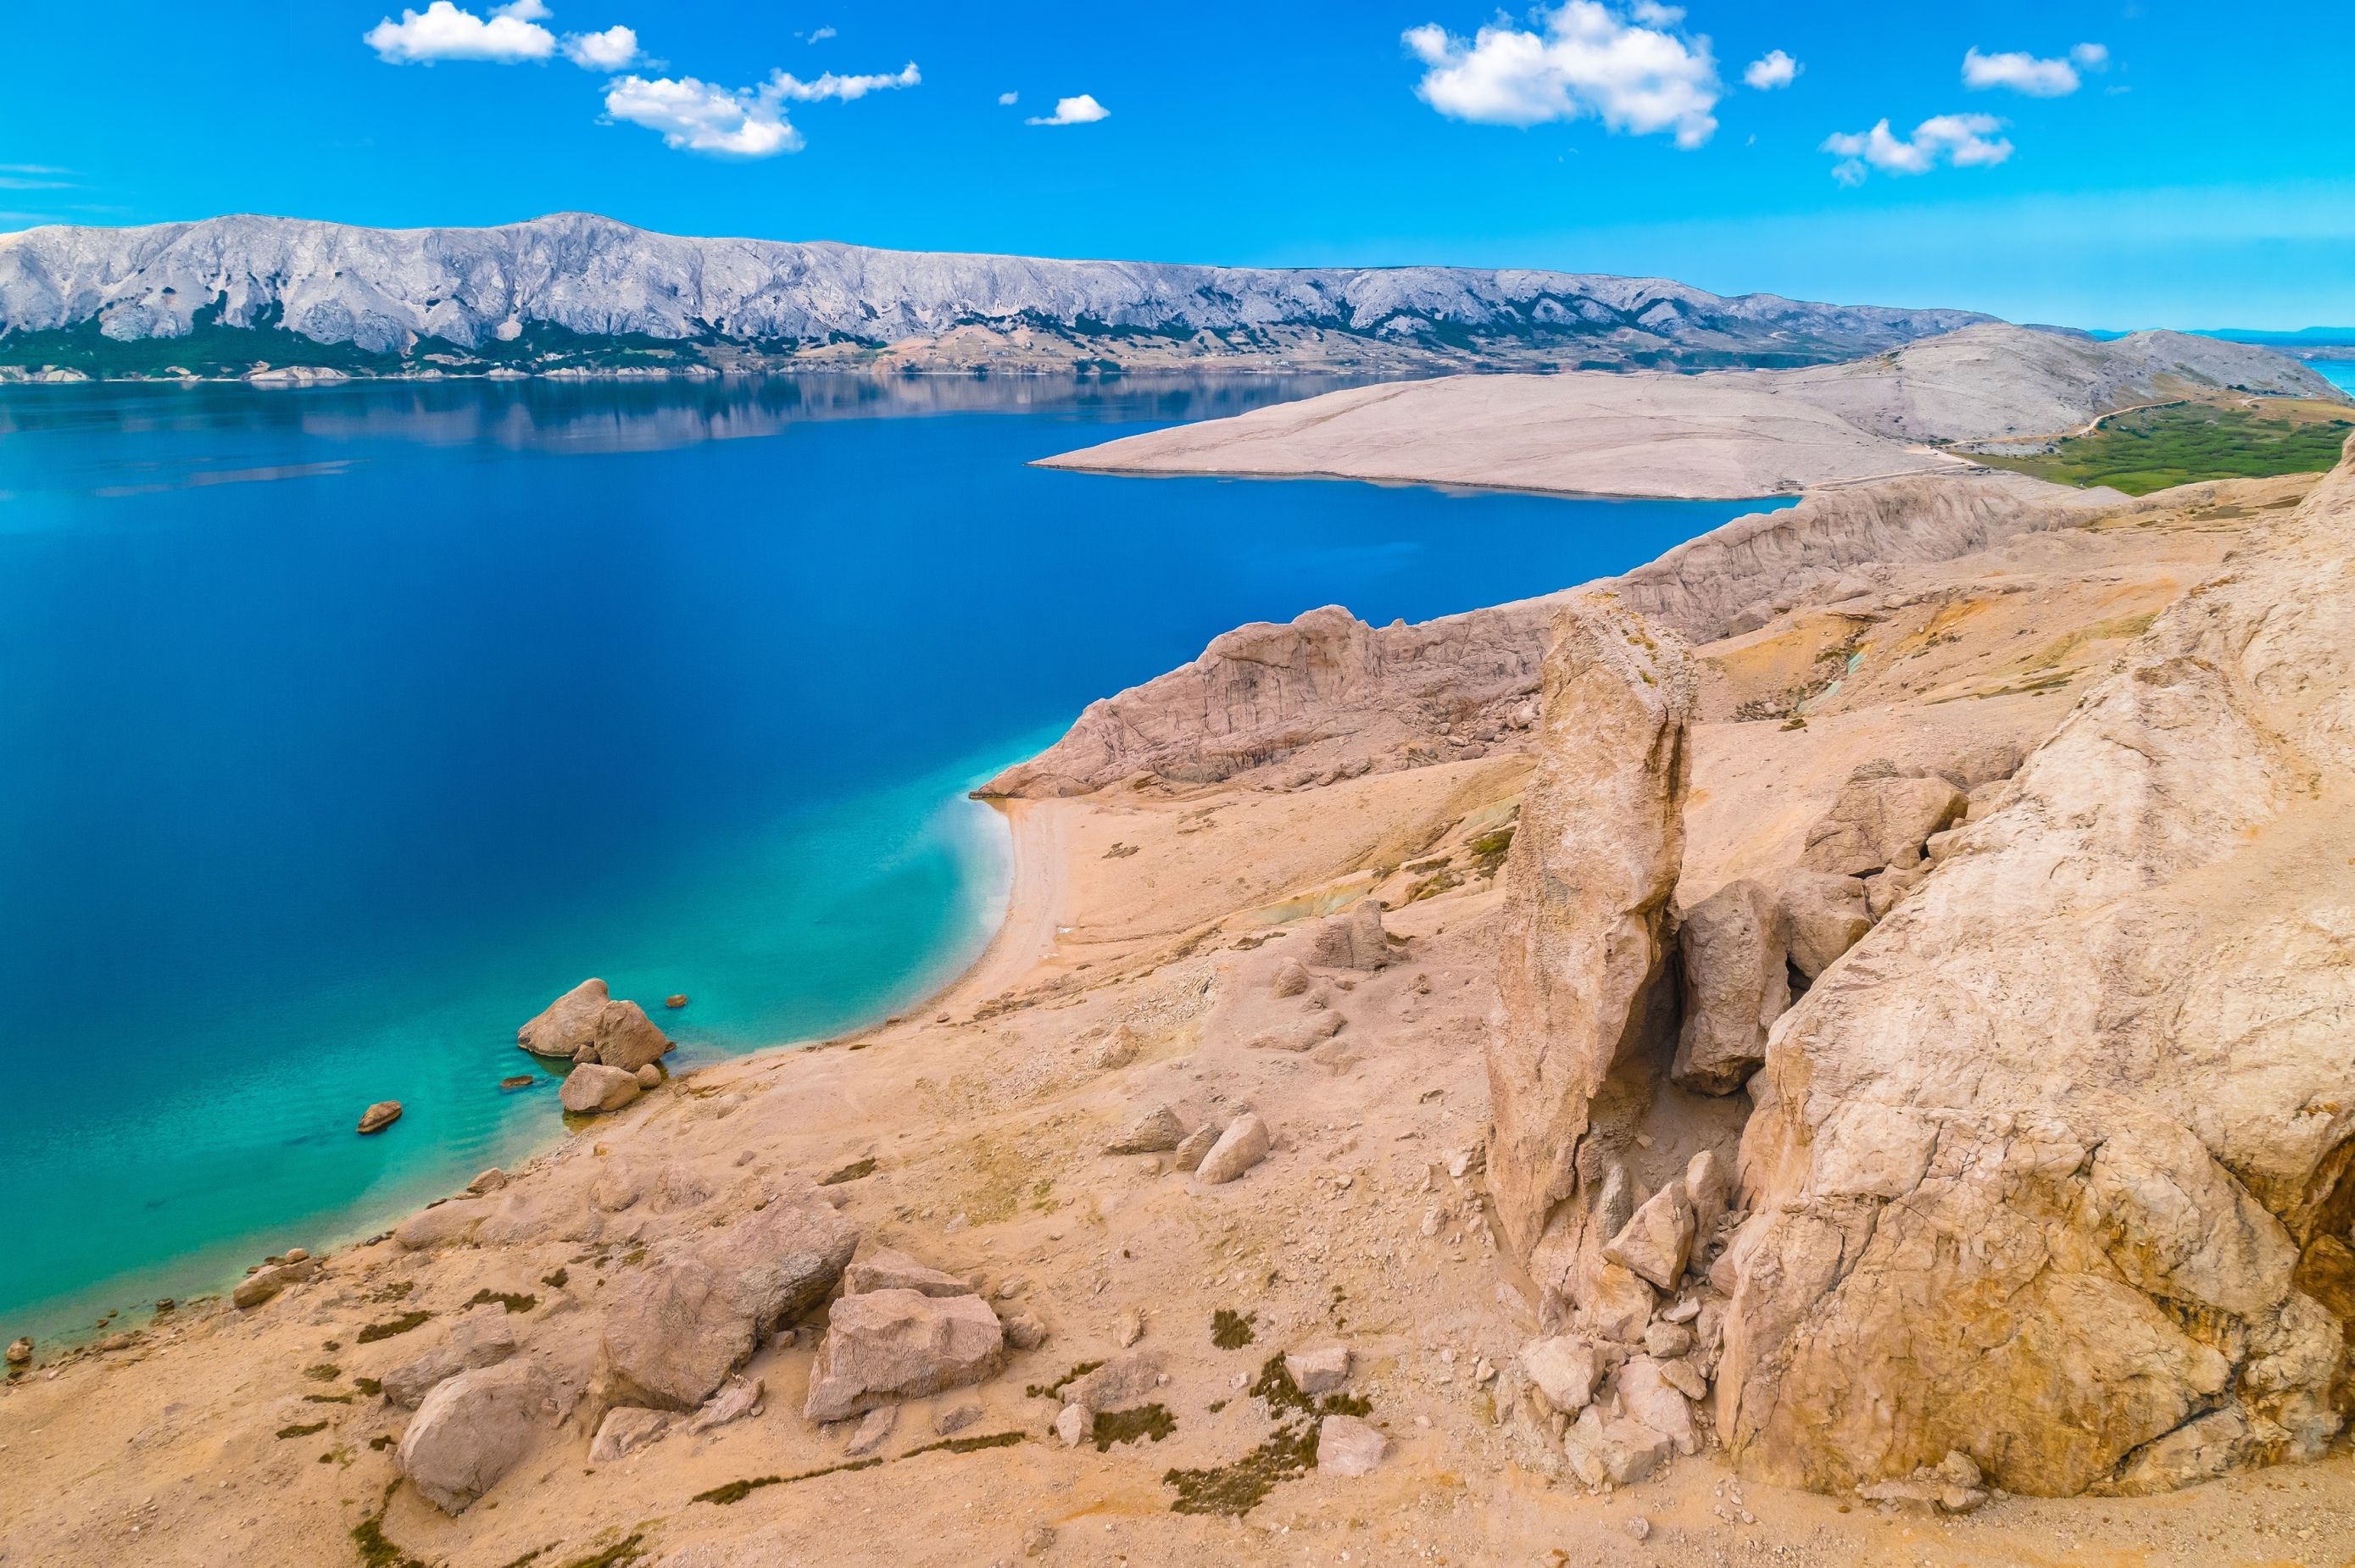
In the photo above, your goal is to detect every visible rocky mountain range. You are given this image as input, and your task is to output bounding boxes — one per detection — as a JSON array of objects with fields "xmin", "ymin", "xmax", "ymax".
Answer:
[{"xmin": 0, "ymin": 211, "xmax": 1995, "ymax": 380}]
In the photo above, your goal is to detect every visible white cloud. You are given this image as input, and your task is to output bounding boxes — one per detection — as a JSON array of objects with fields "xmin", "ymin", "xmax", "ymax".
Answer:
[
  {"xmin": 494, "ymin": 0, "xmax": 549, "ymax": 19},
  {"xmin": 0, "ymin": 171, "xmax": 72, "ymax": 190},
  {"xmin": 1823, "ymin": 114, "xmax": 2013, "ymax": 184},
  {"xmin": 562, "ymin": 25, "xmax": 639, "ymax": 70},
  {"xmin": 803, "ymin": 25, "xmax": 836, "ymax": 42},
  {"xmin": 1027, "ymin": 93, "xmax": 1110, "ymax": 126},
  {"xmin": 1962, "ymin": 47, "xmax": 2083, "ymax": 97},
  {"xmin": 604, "ymin": 74, "xmax": 802, "ymax": 156},
  {"xmin": 1403, "ymin": 2, "xmax": 1720, "ymax": 149},
  {"xmin": 364, "ymin": 1, "xmax": 557, "ymax": 64},
  {"xmin": 766, "ymin": 62, "xmax": 920, "ymax": 102},
  {"xmin": 2070, "ymin": 42, "xmax": 2109, "ymax": 69},
  {"xmin": 1629, "ymin": 1, "xmax": 1682, "ymax": 23},
  {"xmin": 1743, "ymin": 48, "xmax": 1798, "ymax": 90},
  {"xmin": 997, "ymin": 91, "xmax": 1019, "ymax": 106}
]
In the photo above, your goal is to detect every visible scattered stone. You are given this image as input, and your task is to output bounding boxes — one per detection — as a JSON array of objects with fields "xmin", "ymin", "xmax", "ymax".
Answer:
[
  {"xmin": 1308, "ymin": 898, "xmax": 1392, "ymax": 970},
  {"xmin": 1023, "ymin": 1521, "xmax": 1059, "ymax": 1556},
  {"xmin": 1317, "ymin": 1413, "xmax": 1387, "ymax": 1476},
  {"xmin": 1617, "ymin": 1357, "xmax": 1699, "ymax": 1455},
  {"xmin": 396, "ymin": 1359, "xmax": 557, "ymax": 1515},
  {"xmin": 1054, "ymin": 1403, "xmax": 1088, "ymax": 1447},
  {"xmin": 634, "ymin": 1063, "xmax": 662, "ymax": 1089},
  {"xmin": 1065, "ymin": 1351, "xmax": 1163, "ymax": 1413},
  {"xmin": 1104, "ymin": 1104, "xmax": 1185, "ymax": 1155},
  {"xmin": 685, "ymin": 1376, "xmax": 765, "ymax": 1435},
  {"xmin": 844, "ymin": 1404, "xmax": 899, "ymax": 1458},
  {"xmin": 665, "ymin": 994, "xmax": 688, "ymax": 1009},
  {"xmin": 1194, "ymin": 1114, "xmax": 1271, "ymax": 1185},
  {"xmin": 231, "ymin": 1257, "xmax": 317, "ymax": 1309},
  {"xmin": 1642, "ymin": 1321, "xmax": 1694, "ymax": 1359},
  {"xmin": 1283, "ymin": 1345, "xmax": 1350, "ymax": 1395},
  {"xmin": 1658, "ymin": 1358, "xmax": 1708, "ymax": 1401},
  {"xmin": 1002, "ymin": 1312, "xmax": 1049, "ymax": 1352},
  {"xmin": 935, "ymin": 1400, "xmax": 984, "ymax": 1436},
  {"xmin": 1563, "ymin": 1407, "xmax": 1674, "ymax": 1487},
  {"xmin": 467, "ymin": 1168, "xmax": 509, "ymax": 1195},
  {"xmin": 355, "ymin": 1100, "xmax": 404, "ymax": 1136},
  {"xmin": 1271, "ymin": 958, "xmax": 1311, "ymax": 997},
  {"xmin": 804, "ymin": 1288, "xmax": 1007, "ymax": 1422},
  {"xmin": 1625, "ymin": 1515, "xmax": 1652, "ymax": 1542},
  {"xmin": 1587, "ymin": 1263, "xmax": 1656, "ymax": 1344},
  {"xmin": 589, "ymin": 1405, "xmax": 671, "ymax": 1463},
  {"xmin": 599, "ymin": 1195, "xmax": 859, "ymax": 1411},
  {"xmin": 559, "ymin": 1063, "xmax": 642, "ymax": 1115},
  {"xmin": 1170, "ymin": 1126, "xmax": 1219, "ymax": 1173},
  {"xmin": 1091, "ymin": 1024, "xmax": 1141, "ymax": 1070},
  {"xmin": 1604, "ymin": 1182, "xmax": 1696, "ymax": 1292},
  {"xmin": 1857, "ymin": 1450, "xmax": 1989, "ymax": 1514},
  {"xmin": 1659, "ymin": 1297, "xmax": 1700, "ymax": 1326},
  {"xmin": 1115, "ymin": 1308, "xmax": 1145, "ymax": 1348},
  {"xmin": 5, "ymin": 1337, "xmax": 30, "ymax": 1367},
  {"xmin": 1244, "ymin": 1011, "xmax": 1346, "ymax": 1053},
  {"xmin": 382, "ymin": 1310, "xmax": 519, "ymax": 1408},
  {"xmin": 844, "ymin": 1248, "xmax": 977, "ymax": 1299},
  {"xmin": 1519, "ymin": 1336, "xmax": 1606, "ymax": 1416},
  {"xmin": 517, "ymin": 977, "xmax": 671, "ymax": 1071}
]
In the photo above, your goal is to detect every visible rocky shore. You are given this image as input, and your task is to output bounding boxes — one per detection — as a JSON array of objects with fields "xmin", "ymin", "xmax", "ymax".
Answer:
[{"xmin": 3, "ymin": 434, "xmax": 2352, "ymax": 1567}]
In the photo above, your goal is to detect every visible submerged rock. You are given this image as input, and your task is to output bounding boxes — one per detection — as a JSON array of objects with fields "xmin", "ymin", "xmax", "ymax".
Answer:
[
  {"xmin": 560, "ymin": 1064, "xmax": 642, "ymax": 1115},
  {"xmin": 355, "ymin": 1100, "xmax": 404, "ymax": 1136}
]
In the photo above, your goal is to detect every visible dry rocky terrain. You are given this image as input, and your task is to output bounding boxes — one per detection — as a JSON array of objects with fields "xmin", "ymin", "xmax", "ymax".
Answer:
[{"xmin": 4, "ymin": 445, "xmax": 2352, "ymax": 1568}]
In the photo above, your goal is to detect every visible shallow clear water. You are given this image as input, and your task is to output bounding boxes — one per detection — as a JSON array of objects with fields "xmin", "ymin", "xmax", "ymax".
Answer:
[
  {"xmin": 0, "ymin": 375, "xmax": 1793, "ymax": 1338},
  {"xmin": 2313, "ymin": 359, "xmax": 2355, "ymax": 394}
]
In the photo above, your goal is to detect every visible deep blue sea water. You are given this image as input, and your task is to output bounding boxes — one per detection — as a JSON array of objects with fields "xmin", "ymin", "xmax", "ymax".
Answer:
[{"xmin": 0, "ymin": 374, "xmax": 1792, "ymax": 1339}]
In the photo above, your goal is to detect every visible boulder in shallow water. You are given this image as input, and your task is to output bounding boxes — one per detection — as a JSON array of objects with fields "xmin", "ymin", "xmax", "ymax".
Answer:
[
  {"xmin": 231, "ymin": 1257, "xmax": 316, "ymax": 1309},
  {"xmin": 355, "ymin": 1100, "xmax": 403, "ymax": 1135},
  {"xmin": 518, "ymin": 978, "xmax": 671, "ymax": 1072},
  {"xmin": 560, "ymin": 1064, "xmax": 642, "ymax": 1115}
]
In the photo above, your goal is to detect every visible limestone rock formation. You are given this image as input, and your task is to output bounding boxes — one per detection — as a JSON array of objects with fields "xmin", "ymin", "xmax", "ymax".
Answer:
[
  {"xmin": 1317, "ymin": 1414, "xmax": 1387, "ymax": 1476},
  {"xmin": 1487, "ymin": 595, "xmax": 1695, "ymax": 1323},
  {"xmin": 519, "ymin": 979, "xmax": 671, "ymax": 1072},
  {"xmin": 842, "ymin": 1248, "xmax": 975, "ymax": 1299},
  {"xmin": 598, "ymin": 1195, "xmax": 858, "ymax": 1411},
  {"xmin": 1768, "ymin": 870, "xmax": 1873, "ymax": 980},
  {"xmin": 560, "ymin": 1064, "xmax": 643, "ymax": 1115},
  {"xmin": 803, "ymin": 1289, "xmax": 1006, "ymax": 1422},
  {"xmin": 1718, "ymin": 438, "xmax": 2355, "ymax": 1498},
  {"xmin": 1798, "ymin": 764, "xmax": 1967, "ymax": 877},
  {"xmin": 1104, "ymin": 1105, "xmax": 1186, "ymax": 1155},
  {"xmin": 1671, "ymin": 880, "xmax": 1789, "ymax": 1095},
  {"xmin": 381, "ymin": 1309, "xmax": 520, "ymax": 1409},
  {"xmin": 1064, "ymin": 1351, "xmax": 1164, "ymax": 1413},
  {"xmin": 1309, "ymin": 900, "xmax": 1394, "ymax": 970},
  {"xmin": 396, "ymin": 1359, "xmax": 557, "ymax": 1515},
  {"xmin": 979, "ymin": 602, "xmax": 1556, "ymax": 797}
]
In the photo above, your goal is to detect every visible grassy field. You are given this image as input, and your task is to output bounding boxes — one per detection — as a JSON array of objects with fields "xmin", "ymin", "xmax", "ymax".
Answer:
[{"xmin": 1979, "ymin": 398, "xmax": 2355, "ymax": 495}]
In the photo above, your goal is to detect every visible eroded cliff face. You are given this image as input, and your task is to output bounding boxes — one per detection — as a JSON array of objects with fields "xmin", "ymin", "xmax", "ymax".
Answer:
[
  {"xmin": 1717, "ymin": 436, "xmax": 2355, "ymax": 1497},
  {"xmin": 1484, "ymin": 595, "xmax": 1695, "ymax": 1325}
]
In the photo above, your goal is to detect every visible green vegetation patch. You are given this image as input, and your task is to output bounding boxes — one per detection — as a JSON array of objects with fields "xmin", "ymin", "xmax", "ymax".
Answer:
[
  {"xmin": 820, "ymin": 1156, "xmax": 877, "ymax": 1186},
  {"xmin": 276, "ymin": 1421, "xmax": 328, "ymax": 1439},
  {"xmin": 1467, "ymin": 827, "xmax": 1516, "ymax": 876},
  {"xmin": 1162, "ymin": 1421, "xmax": 1318, "ymax": 1516},
  {"xmin": 1026, "ymin": 1359, "xmax": 1104, "ymax": 1399},
  {"xmin": 1093, "ymin": 1404, "xmax": 1177, "ymax": 1450},
  {"xmin": 1978, "ymin": 400, "xmax": 2355, "ymax": 496},
  {"xmin": 352, "ymin": 1482, "xmax": 428, "ymax": 1568},
  {"xmin": 1211, "ymin": 1309, "xmax": 1257, "ymax": 1349},
  {"xmin": 559, "ymin": 1536, "xmax": 644, "ymax": 1568},
  {"xmin": 356, "ymin": 1310, "xmax": 433, "ymax": 1343},
  {"xmin": 900, "ymin": 1429, "xmax": 1027, "ymax": 1459},
  {"xmin": 303, "ymin": 1363, "xmax": 342, "ymax": 1382},
  {"xmin": 465, "ymin": 1289, "xmax": 539, "ymax": 1315},
  {"xmin": 693, "ymin": 1457, "xmax": 882, "ymax": 1504},
  {"xmin": 1250, "ymin": 1355, "xmax": 1371, "ymax": 1420}
]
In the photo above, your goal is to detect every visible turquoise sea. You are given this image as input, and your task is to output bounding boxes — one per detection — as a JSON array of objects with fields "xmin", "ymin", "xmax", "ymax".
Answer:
[
  {"xmin": 2314, "ymin": 359, "xmax": 2355, "ymax": 393},
  {"xmin": 0, "ymin": 375, "xmax": 1794, "ymax": 1341}
]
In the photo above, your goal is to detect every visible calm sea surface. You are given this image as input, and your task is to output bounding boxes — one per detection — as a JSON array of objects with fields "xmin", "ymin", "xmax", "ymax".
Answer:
[
  {"xmin": 2313, "ymin": 359, "xmax": 2355, "ymax": 394},
  {"xmin": 0, "ymin": 374, "xmax": 1793, "ymax": 1337}
]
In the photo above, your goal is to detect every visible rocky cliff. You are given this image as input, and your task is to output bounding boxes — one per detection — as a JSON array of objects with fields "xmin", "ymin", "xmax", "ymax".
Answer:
[
  {"xmin": 1717, "ymin": 433, "xmax": 2355, "ymax": 1496},
  {"xmin": 0, "ymin": 212, "xmax": 1992, "ymax": 376}
]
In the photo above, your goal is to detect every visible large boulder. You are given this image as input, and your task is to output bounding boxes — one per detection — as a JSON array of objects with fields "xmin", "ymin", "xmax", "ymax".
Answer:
[
  {"xmin": 1718, "ymin": 450, "xmax": 2355, "ymax": 1498},
  {"xmin": 231, "ymin": 1257, "xmax": 316, "ymax": 1309},
  {"xmin": 804, "ymin": 1288, "xmax": 1006, "ymax": 1422},
  {"xmin": 1308, "ymin": 899, "xmax": 1392, "ymax": 970},
  {"xmin": 1767, "ymin": 868, "xmax": 1873, "ymax": 979},
  {"xmin": 559, "ymin": 1064, "xmax": 642, "ymax": 1115},
  {"xmin": 1487, "ymin": 596, "xmax": 1695, "ymax": 1325},
  {"xmin": 518, "ymin": 978, "xmax": 671, "ymax": 1072},
  {"xmin": 1672, "ymin": 879, "xmax": 1788, "ymax": 1095},
  {"xmin": 1797, "ymin": 765, "xmax": 1966, "ymax": 877},
  {"xmin": 396, "ymin": 1359, "xmax": 557, "ymax": 1515},
  {"xmin": 381, "ymin": 1309, "xmax": 520, "ymax": 1408},
  {"xmin": 597, "ymin": 1195, "xmax": 859, "ymax": 1411}
]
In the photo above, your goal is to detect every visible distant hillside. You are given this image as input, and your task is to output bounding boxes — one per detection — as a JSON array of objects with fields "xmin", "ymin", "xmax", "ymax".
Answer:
[{"xmin": 0, "ymin": 212, "xmax": 1994, "ymax": 381}]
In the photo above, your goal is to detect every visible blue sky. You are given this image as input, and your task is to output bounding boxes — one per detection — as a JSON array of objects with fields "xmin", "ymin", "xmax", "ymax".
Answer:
[{"xmin": 4, "ymin": 2, "xmax": 2351, "ymax": 329}]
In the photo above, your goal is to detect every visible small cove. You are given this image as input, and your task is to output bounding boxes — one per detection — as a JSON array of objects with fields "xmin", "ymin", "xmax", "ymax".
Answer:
[{"xmin": 0, "ymin": 374, "xmax": 1795, "ymax": 1339}]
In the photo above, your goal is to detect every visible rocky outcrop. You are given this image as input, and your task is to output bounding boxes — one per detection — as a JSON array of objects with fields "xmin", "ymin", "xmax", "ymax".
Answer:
[
  {"xmin": 381, "ymin": 1309, "xmax": 520, "ymax": 1409},
  {"xmin": 597, "ymin": 1195, "xmax": 859, "ymax": 1412},
  {"xmin": 1486, "ymin": 595, "xmax": 1695, "ymax": 1324},
  {"xmin": 1308, "ymin": 899, "xmax": 1394, "ymax": 970},
  {"xmin": 979, "ymin": 601, "xmax": 1556, "ymax": 797},
  {"xmin": 842, "ymin": 1248, "xmax": 974, "ymax": 1299},
  {"xmin": 519, "ymin": 979, "xmax": 671, "ymax": 1072},
  {"xmin": 1717, "ymin": 437, "xmax": 2355, "ymax": 1498},
  {"xmin": 1671, "ymin": 880, "xmax": 1789, "ymax": 1095},
  {"xmin": 803, "ymin": 1289, "xmax": 1006, "ymax": 1422},
  {"xmin": 396, "ymin": 1359, "xmax": 559, "ymax": 1515}
]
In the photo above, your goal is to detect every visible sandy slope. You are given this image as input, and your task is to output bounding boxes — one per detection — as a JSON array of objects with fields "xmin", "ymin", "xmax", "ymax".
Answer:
[{"xmin": 4, "ymin": 472, "xmax": 2347, "ymax": 1568}]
